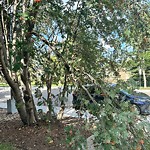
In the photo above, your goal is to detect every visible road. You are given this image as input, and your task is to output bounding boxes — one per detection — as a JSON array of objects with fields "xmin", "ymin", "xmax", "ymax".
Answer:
[
  {"xmin": 0, "ymin": 86, "xmax": 92, "ymax": 119},
  {"xmin": 0, "ymin": 86, "xmax": 73, "ymax": 108},
  {"xmin": 0, "ymin": 86, "xmax": 77, "ymax": 117},
  {"xmin": 0, "ymin": 87, "xmax": 150, "ymax": 121}
]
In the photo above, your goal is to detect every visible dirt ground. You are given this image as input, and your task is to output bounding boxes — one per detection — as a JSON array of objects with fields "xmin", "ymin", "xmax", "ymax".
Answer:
[{"xmin": 0, "ymin": 108, "xmax": 91, "ymax": 150}]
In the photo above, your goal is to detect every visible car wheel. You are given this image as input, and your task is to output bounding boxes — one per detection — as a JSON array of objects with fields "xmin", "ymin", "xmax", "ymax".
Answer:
[{"xmin": 131, "ymin": 105, "xmax": 141, "ymax": 114}]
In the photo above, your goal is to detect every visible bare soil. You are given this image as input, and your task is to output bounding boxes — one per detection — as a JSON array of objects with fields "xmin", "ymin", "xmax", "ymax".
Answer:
[{"xmin": 0, "ymin": 108, "xmax": 90, "ymax": 150}]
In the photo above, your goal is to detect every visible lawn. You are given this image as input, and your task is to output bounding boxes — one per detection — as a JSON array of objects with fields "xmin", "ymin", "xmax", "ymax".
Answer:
[{"xmin": 0, "ymin": 143, "xmax": 15, "ymax": 150}]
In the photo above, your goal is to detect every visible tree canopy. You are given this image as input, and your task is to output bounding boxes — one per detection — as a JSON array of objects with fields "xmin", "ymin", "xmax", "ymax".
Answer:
[{"xmin": 0, "ymin": 0, "xmax": 150, "ymax": 149}]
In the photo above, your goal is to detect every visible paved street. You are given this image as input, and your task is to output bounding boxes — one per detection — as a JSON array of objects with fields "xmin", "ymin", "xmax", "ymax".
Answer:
[
  {"xmin": 134, "ymin": 89, "xmax": 150, "ymax": 97},
  {"xmin": 0, "ymin": 86, "xmax": 91, "ymax": 119},
  {"xmin": 0, "ymin": 87, "xmax": 11, "ymax": 102},
  {"xmin": 0, "ymin": 86, "xmax": 73, "ymax": 107},
  {"xmin": 0, "ymin": 87, "xmax": 150, "ymax": 121}
]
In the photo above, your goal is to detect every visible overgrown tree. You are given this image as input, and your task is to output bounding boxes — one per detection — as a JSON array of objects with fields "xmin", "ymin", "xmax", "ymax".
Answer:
[{"xmin": 0, "ymin": 0, "xmax": 150, "ymax": 149}]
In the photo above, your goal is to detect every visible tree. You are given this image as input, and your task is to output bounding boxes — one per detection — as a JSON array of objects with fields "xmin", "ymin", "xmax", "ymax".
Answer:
[
  {"xmin": 0, "ymin": 0, "xmax": 150, "ymax": 149},
  {"xmin": 123, "ymin": 0, "xmax": 150, "ymax": 87},
  {"xmin": 0, "ymin": 0, "xmax": 41, "ymax": 125}
]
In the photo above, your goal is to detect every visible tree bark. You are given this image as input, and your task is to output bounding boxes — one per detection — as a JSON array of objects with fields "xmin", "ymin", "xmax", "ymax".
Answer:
[
  {"xmin": 23, "ymin": 89, "xmax": 37, "ymax": 125},
  {"xmin": 142, "ymin": 69, "xmax": 147, "ymax": 88},
  {"xmin": 1, "ymin": 0, "xmax": 40, "ymax": 125},
  {"xmin": 57, "ymin": 74, "xmax": 67, "ymax": 120},
  {"xmin": 21, "ymin": 57, "xmax": 38, "ymax": 124},
  {"xmin": 0, "ymin": 24, "xmax": 27, "ymax": 124},
  {"xmin": 46, "ymin": 75, "xmax": 53, "ymax": 121}
]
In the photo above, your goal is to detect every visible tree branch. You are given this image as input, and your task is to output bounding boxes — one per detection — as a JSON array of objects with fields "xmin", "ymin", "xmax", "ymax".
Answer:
[
  {"xmin": 31, "ymin": 31, "xmax": 71, "ymax": 73},
  {"xmin": 31, "ymin": 31, "xmax": 100, "ymax": 104}
]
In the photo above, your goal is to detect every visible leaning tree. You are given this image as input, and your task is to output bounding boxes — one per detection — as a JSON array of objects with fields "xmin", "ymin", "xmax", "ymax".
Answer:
[{"xmin": 30, "ymin": 1, "xmax": 150, "ymax": 149}]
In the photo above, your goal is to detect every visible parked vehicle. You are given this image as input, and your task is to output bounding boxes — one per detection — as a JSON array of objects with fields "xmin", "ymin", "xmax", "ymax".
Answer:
[
  {"xmin": 72, "ymin": 85, "xmax": 104, "ymax": 110},
  {"xmin": 72, "ymin": 85, "xmax": 150, "ymax": 115},
  {"xmin": 119, "ymin": 90, "xmax": 150, "ymax": 115}
]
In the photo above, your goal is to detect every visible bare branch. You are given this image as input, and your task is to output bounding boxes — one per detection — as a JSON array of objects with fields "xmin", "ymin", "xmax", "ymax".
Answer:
[
  {"xmin": 80, "ymin": 84, "xmax": 97, "ymax": 104},
  {"xmin": 31, "ymin": 31, "xmax": 71, "ymax": 73}
]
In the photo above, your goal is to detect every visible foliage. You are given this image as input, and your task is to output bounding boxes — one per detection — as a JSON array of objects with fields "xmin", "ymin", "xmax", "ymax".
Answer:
[
  {"xmin": 125, "ymin": 51, "xmax": 150, "ymax": 86},
  {"xmin": 122, "ymin": 0, "xmax": 150, "ymax": 87},
  {"xmin": 92, "ymin": 102, "xmax": 150, "ymax": 150},
  {"xmin": 67, "ymin": 88, "xmax": 150, "ymax": 149},
  {"xmin": 0, "ymin": 143, "xmax": 15, "ymax": 150},
  {"xmin": 65, "ymin": 125, "xmax": 86, "ymax": 150},
  {"xmin": 0, "ymin": 0, "xmax": 150, "ymax": 149}
]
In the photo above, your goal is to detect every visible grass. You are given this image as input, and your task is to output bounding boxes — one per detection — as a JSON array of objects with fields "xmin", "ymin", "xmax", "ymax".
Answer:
[
  {"xmin": 0, "ymin": 83, "xmax": 62, "ymax": 88},
  {"xmin": 0, "ymin": 83, "xmax": 9, "ymax": 87},
  {"xmin": 139, "ymin": 87, "xmax": 150, "ymax": 90},
  {"xmin": 0, "ymin": 143, "xmax": 16, "ymax": 150}
]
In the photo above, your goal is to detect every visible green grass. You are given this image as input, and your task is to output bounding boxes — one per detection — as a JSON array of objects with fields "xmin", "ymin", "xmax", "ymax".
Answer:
[
  {"xmin": 0, "ymin": 83, "xmax": 62, "ymax": 87},
  {"xmin": 139, "ymin": 87, "xmax": 150, "ymax": 90},
  {"xmin": 0, "ymin": 82, "xmax": 9, "ymax": 87},
  {"xmin": 0, "ymin": 143, "xmax": 16, "ymax": 150}
]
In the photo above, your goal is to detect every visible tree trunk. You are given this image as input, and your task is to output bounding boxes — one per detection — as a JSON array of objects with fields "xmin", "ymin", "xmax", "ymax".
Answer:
[
  {"xmin": 21, "ymin": 62, "xmax": 38, "ymax": 125},
  {"xmin": 0, "ymin": 26, "xmax": 27, "ymax": 124},
  {"xmin": 57, "ymin": 74, "xmax": 67, "ymax": 120},
  {"xmin": 20, "ymin": 0, "xmax": 39, "ymax": 125},
  {"xmin": 1, "ymin": 0, "xmax": 39, "ymax": 125},
  {"xmin": 23, "ymin": 89, "xmax": 37, "ymax": 125},
  {"xmin": 46, "ymin": 75, "xmax": 53, "ymax": 121},
  {"xmin": 13, "ymin": 87, "xmax": 28, "ymax": 125},
  {"xmin": 142, "ymin": 69, "xmax": 147, "ymax": 88}
]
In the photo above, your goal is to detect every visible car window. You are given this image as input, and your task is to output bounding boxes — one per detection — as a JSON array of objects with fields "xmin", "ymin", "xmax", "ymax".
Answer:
[{"xmin": 132, "ymin": 91, "xmax": 150, "ymax": 98}]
